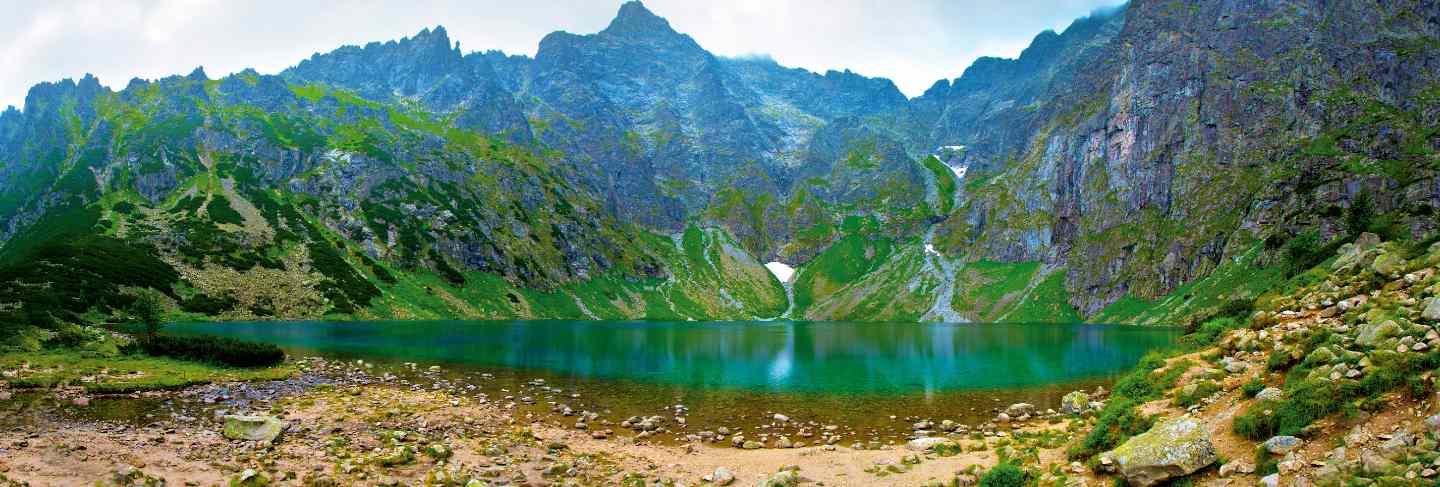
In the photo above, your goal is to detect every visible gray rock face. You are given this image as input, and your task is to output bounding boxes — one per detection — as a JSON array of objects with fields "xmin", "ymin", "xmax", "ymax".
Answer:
[
  {"xmin": 1102, "ymin": 416, "xmax": 1217, "ymax": 487},
  {"xmin": 1255, "ymin": 387, "xmax": 1283, "ymax": 402}
]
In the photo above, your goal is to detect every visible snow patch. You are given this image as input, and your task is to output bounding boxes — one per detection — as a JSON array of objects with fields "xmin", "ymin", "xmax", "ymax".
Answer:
[
  {"xmin": 950, "ymin": 165, "xmax": 967, "ymax": 179},
  {"xmin": 764, "ymin": 262, "xmax": 796, "ymax": 283},
  {"xmin": 924, "ymin": 244, "xmax": 941, "ymax": 257}
]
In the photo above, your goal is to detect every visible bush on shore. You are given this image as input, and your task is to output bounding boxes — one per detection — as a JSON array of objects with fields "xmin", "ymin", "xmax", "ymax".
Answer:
[{"xmin": 127, "ymin": 334, "xmax": 285, "ymax": 368}]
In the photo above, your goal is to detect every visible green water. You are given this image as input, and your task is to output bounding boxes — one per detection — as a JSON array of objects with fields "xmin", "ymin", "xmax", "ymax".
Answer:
[{"xmin": 166, "ymin": 320, "xmax": 1175, "ymax": 394}]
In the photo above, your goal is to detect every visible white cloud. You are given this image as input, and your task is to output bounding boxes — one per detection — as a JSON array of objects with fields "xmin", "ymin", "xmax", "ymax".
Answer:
[{"xmin": 0, "ymin": 0, "xmax": 1125, "ymax": 110}]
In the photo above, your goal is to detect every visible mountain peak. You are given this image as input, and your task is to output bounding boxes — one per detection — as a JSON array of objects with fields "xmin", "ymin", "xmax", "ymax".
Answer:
[{"xmin": 603, "ymin": 1, "xmax": 675, "ymax": 37}]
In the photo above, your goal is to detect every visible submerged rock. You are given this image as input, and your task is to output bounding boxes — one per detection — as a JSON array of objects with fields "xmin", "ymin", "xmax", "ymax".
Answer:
[
  {"xmin": 1102, "ymin": 416, "xmax": 1217, "ymax": 487},
  {"xmin": 222, "ymin": 414, "xmax": 285, "ymax": 443}
]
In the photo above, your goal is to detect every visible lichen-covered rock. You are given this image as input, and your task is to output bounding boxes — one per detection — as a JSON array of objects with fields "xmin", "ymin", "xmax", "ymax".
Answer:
[
  {"xmin": 1423, "ymin": 297, "xmax": 1440, "ymax": 322},
  {"xmin": 1370, "ymin": 250, "xmax": 1408, "ymax": 278},
  {"xmin": 1263, "ymin": 436, "xmax": 1302, "ymax": 455},
  {"xmin": 1004, "ymin": 403, "xmax": 1037, "ymax": 418},
  {"xmin": 1102, "ymin": 416, "xmax": 1217, "ymax": 487},
  {"xmin": 906, "ymin": 437, "xmax": 953, "ymax": 451},
  {"xmin": 1255, "ymin": 387, "xmax": 1283, "ymax": 402},
  {"xmin": 1357, "ymin": 320, "xmax": 1402, "ymax": 347},
  {"xmin": 230, "ymin": 468, "xmax": 270, "ymax": 487},
  {"xmin": 1061, "ymin": 390, "xmax": 1090, "ymax": 414},
  {"xmin": 755, "ymin": 469, "xmax": 799, "ymax": 487},
  {"xmin": 222, "ymin": 415, "xmax": 285, "ymax": 443}
]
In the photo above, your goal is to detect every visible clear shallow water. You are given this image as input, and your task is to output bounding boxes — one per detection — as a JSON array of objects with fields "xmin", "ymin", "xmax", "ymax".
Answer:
[{"xmin": 165, "ymin": 320, "xmax": 1177, "ymax": 394}]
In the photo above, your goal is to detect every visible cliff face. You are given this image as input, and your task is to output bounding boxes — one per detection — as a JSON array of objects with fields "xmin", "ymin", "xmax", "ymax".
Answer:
[{"xmin": 921, "ymin": 0, "xmax": 1440, "ymax": 315}]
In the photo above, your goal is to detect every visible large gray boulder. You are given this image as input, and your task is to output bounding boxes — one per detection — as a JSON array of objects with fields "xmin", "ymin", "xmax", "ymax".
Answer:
[
  {"xmin": 222, "ymin": 414, "xmax": 285, "ymax": 443},
  {"xmin": 1102, "ymin": 416, "xmax": 1217, "ymax": 487}
]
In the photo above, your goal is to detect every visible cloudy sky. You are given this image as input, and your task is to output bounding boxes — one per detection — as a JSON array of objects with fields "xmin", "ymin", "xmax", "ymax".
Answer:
[{"xmin": 0, "ymin": 0, "xmax": 1124, "ymax": 110}]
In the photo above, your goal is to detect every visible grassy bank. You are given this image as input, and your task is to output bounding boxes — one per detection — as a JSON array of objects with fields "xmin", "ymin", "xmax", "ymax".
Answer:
[{"xmin": 2, "ymin": 349, "xmax": 293, "ymax": 394}]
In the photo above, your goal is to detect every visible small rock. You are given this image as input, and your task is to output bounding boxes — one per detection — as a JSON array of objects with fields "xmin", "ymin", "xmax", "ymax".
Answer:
[
  {"xmin": 1259, "ymin": 473, "xmax": 1279, "ymax": 487},
  {"xmin": 906, "ymin": 437, "xmax": 952, "ymax": 451},
  {"xmin": 1255, "ymin": 387, "xmax": 1282, "ymax": 402},
  {"xmin": 222, "ymin": 415, "xmax": 285, "ymax": 443},
  {"xmin": 712, "ymin": 467, "xmax": 735, "ymax": 486},
  {"xmin": 1264, "ymin": 436, "xmax": 1302, "ymax": 455},
  {"xmin": 1218, "ymin": 462, "xmax": 1254, "ymax": 477}
]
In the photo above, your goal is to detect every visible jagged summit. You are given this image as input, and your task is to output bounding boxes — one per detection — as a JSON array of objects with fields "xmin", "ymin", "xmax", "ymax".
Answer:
[{"xmin": 602, "ymin": 1, "xmax": 674, "ymax": 37}]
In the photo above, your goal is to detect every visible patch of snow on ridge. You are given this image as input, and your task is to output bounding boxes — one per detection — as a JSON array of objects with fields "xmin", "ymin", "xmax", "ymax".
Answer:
[
  {"xmin": 764, "ymin": 262, "xmax": 796, "ymax": 283},
  {"xmin": 950, "ymin": 165, "xmax": 967, "ymax": 179}
]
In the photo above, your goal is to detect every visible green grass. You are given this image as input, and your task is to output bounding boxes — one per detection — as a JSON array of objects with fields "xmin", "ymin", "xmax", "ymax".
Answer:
[
  {"xmin": 951, "ymin": 260, "xmax": 1041, "ymax": 320},
  {"xmin": 1002, "ymin": 268, "xmax": 1080, "ymax": 322},
  {"xmin": 920, "ymin": 155, "xmax": 958, "ymax": 215},
  {"xmin": 2, "ymin": 350, "xmax": 293, "ymax": 393},
  {"xmin": 1090, "ymin": 246, "xmax": 1283, "ymax": 326}
]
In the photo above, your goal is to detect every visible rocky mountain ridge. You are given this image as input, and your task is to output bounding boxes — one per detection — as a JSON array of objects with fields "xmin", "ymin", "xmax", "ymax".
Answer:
[{"xmin": 1, "ymin": 0, "xmax": 1438, "ymax": 326}]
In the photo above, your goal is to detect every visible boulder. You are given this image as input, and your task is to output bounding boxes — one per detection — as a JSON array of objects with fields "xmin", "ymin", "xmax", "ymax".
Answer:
[
  {"xmin": 1102, "ymin": 416, "xmax": 1217, "ymax": 487},
  {"xmin": 1004, "ymin": 403, "xmax": 1037, "ymax": 418},
  {"xmin": 755, "ymin": 470, "xmax": 799, "ymax": 487},
  {"xmin": 1255, "ymin": 387, "xmax": 1283, "ymax": 402},
  {"xmin": 1426, "ymin": 414, "xmax": 1440, "ymax": 436},
  {"xmin": 231, "ymin": 469, "xmax": 270, "ymax": 487},
  {"xmin": 1263, "ymin": 436, "xmax": 1302, "ymax": 455},
  {"xmin": 1357, "ymin": 320, "xmax": 1401, "ymax": 347},
  {"xmin": 1061, "ymin": 390, "xmax": 1090, "ymax": 414},
  {"xmin": 1370, "ymin": 251, "xmax": 1407, "ymax": 278},
  {"xmin": 1307, "ymin": 347, "xmax": 1337, "ymax": 364},
  {"xmin": 906, "ymin": 437, "xmax": 953, "ymax": 451},
  {"xmin": 1423, "ymin": 298, "xmax": 1440, "ymax": 322},
  {"xmin": 222, "ymin": 414, "xmax": 285, "ymax": 443},
  {"xmin": 1219, "ymin": 357, "xmax": 1247, "ymax": 374},
  {"xmin": 713, "ymin": 467, "xmax": 736, "ymax": 486}
]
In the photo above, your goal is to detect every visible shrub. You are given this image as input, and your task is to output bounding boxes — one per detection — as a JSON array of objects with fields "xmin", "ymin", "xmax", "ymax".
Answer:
[
  {"xmin": 1069, "ymin": 398, "xmax": 1153, "ymax": 460},
  {"xmin": 1181, "ymin": 317, "xmax": 1242, "ymax": 349},
  {"xmin": 979, "ymin": 462, "xmax": 1027, "ymax": 487},
  {"xmin": 1232, "ymin": 400, "xmax": 1280, "ymax": 440},
  {"xmin": 1241, "ymin": 379, "xmax": 1265, "ymax": 398},
  {"xmin": 180, "ymin": 293, "xmax": 239, "ymax": 314},
  {"xmin": 134, "ymin": 334, "xmax": 284, "ymax": 368},
  {"xmin": 1174, "ymin": 381, "xmax": 1221, "ymax": 407},
  {"xmin": 42, "ymin": 327, "xmax": 90, "ymax": 349},
  {"xmin": 1284, "ymin": 230, "xmax": 1324, "ymax": 275}
]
